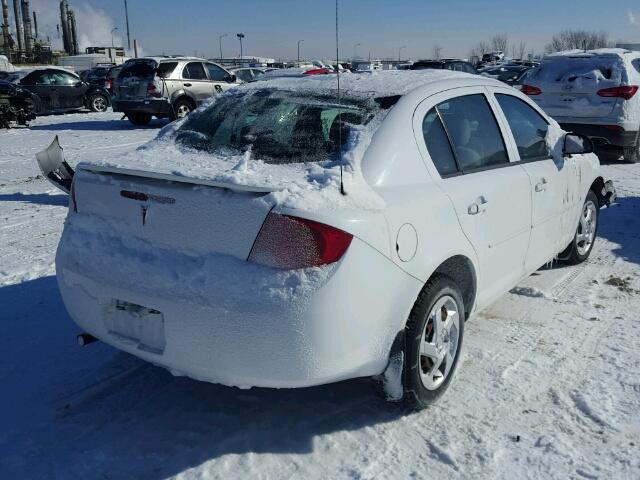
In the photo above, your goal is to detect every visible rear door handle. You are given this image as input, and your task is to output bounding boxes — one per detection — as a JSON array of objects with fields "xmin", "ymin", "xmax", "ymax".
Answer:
[
  {"xmin": 468, "ymin": 196, "xmax": 488, "ymax": 215},
  {"xmin": 183, "ymin": 83, "xmax": 192, "ymax": 87},
  {"xmin": 535, "ymin": 178, "xmax": 548, "ymax": 192}
]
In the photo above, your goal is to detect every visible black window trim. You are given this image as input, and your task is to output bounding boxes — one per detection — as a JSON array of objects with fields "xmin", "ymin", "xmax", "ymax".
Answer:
[
  {"xmin": 494, "ymin": 92, "xmax": 554, "ymax": 164},
  {"xmin": 434, "ymin": 93, "xmax": 513, "ymax": 178},
  {"xmin": 182, "ymin": 61, "xmax": 207, "ymax": 81}
]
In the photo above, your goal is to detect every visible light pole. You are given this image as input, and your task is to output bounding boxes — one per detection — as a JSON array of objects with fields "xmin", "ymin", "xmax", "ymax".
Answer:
[
  {"xmin": 297, "ymin": 39, "xmax": 304, "ymax": 65},
  {"xmin": 398, "ymin": 45, "xmax": 406, "ymax": 62},
  {"xmin": 123, "ymin": 0, "xmax": 131, "ymax": 51},
  {"xmin": 111, "ymin": 27, "xmax": 118, "ymax": 48},
  {"xmin": 353, "ymin": 42, "xmax": 361, "ymax": 60},
  {"xmin": 219, "ymin": 33, "xmax": 227, "ymax": 62},
  {"xmin": 236, "ymin": 33, "xmax": 245, "ymax": 64}
]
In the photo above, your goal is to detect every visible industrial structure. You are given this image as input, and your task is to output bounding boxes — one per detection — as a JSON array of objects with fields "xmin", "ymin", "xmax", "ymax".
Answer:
[{"xmin": 0, "ymin": 0, "xmax": 62, "ymax": 63}]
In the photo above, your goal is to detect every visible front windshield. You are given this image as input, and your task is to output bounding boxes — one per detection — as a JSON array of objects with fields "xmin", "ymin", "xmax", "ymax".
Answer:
[{"xmin": 175, "ymin": 89, "xmax": 374, "ymax": 164}]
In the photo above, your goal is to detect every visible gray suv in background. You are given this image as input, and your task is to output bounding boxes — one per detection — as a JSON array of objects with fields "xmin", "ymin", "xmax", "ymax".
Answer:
[{"xmin": 112, "ymin": 56, "xmax": 238, "ymax": 126}]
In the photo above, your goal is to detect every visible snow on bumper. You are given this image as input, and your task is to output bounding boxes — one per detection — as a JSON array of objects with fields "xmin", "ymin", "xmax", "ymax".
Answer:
[{"xmin": 56, "ymin": 221, "xmax": 420, "ymax": 389}]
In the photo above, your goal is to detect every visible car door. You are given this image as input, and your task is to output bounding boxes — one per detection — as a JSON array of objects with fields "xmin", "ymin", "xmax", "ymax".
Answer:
[
  {"xmin": 414, "ymin": 87, "xmax": 532, "ymax": 307},
  {"xmin": 181, "ymin": 62, "xmax": 212, "ymax": 105},
  {"xmin": 204, "ymin": 62, "xmax": 235, "ymax": 94},
  {"xmin": 490, "ymin": 89, "xmax": 570, "ymax": 270},
  {"xmin": 21, "ymin": 71, "xmax": 56, "ymax": 112},
  {"xmin": 50, "ymin": 70, "xmax": 86, "ymax": 110}
]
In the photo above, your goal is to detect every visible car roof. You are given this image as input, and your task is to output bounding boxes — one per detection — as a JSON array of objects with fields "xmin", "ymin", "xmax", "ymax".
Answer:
[
  {"xmin": 544, "ymin": 48, "xmax": 640, "ymax": 60},
  {"xmin": 242, "ymin": 69, "xmax": 503, "ymax": 99}
]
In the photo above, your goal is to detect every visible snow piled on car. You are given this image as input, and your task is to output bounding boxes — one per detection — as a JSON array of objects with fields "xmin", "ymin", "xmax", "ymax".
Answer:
[{"xmin": 83, "ymin": 70, "xmax": 472, "ymax": 213}]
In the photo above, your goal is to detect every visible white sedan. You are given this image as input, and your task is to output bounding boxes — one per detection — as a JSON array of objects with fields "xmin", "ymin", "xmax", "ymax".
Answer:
[{"xmin": 47, "ymin": 71, "xmax": 615, "ymax": 408}]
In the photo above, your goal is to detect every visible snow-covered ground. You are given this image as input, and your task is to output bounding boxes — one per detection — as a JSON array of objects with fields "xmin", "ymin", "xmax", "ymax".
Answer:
[{"xmin": 1, "ymin": 112, "xmax": 639, "ymax": 479}]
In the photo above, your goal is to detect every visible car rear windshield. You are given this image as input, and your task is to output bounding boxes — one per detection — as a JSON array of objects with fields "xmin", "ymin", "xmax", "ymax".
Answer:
[
  {"xmin": 411, "ymin": 62, "xmax": 444, "ymax": 70},
  {"xmin": 119, "ymin": 60, "xmax": 177, "ymax": 80},
  {"xmin": 175, "ymin": 89, "xmax": 375, "ymax": 164},
  {"xmin": 532, "ymin": 56, "xmax": 625, "ymax": 84}
]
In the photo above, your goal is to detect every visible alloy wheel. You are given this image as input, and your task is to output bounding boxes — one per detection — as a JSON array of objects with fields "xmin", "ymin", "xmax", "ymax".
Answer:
[{"xmin": 576, "ymin": 200, "xmax": 597, "ymax": 256}]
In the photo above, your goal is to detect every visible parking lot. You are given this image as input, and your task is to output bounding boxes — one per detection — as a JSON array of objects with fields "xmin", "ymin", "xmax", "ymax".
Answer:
[{"xmin": 1, "ymin": 111, "xmax": 639, "ymax": 479}]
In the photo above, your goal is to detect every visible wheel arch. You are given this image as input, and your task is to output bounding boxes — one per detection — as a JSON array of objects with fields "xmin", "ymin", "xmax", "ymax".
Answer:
[
  {"xmin": 589, "ymin": 176, "xmax": 607, "ymax": 207},
  {"xmin": 430, "ymin": 255, "xmax": 477, "ymax": 320}
]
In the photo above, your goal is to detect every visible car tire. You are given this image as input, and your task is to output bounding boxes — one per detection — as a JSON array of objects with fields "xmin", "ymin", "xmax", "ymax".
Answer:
[
  {"xmin": 403, "ymin": 274, "xmax": 465, "ymax": 409},
  {"xmin": 559, "ymin": 190, "xmax": 599, "ymax": 265},
  {"xmin": 89, "ymin": 93, "xmax": 109, "ymax": 113},
  {"xmin": 127, "ymin": 112, "xmax": 152, "ymax": 126},
  {"xmin": 171, "ymin": 98, "xmax": 194, "ymax": 121}
]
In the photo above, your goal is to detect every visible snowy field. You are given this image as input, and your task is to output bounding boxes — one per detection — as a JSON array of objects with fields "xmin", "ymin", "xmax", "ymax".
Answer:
[{"xmin": 1, "ymin": 111, "xmax": 639, "ymax": 479}]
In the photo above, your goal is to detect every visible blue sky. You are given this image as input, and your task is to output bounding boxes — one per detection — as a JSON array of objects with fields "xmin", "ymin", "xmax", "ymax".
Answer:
[{"xmin": 26, "ymin": 0, "xmax": 640, "ymax": 60}]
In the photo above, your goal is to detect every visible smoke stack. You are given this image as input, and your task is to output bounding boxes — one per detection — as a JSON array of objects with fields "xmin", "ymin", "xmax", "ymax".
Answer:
[
  {"xmin": 32, "ymin": 10, "xmax": 36, "ymax": 39},
  {"xmin": 21, "ymin": 0, "xmax": 32, "ymax": 52},
  {"xmin": 60, "ymin": 0, "xmax": 70, "ymax": 54},
  {"xmin": 12, "ymin": 0, "xmax": 23, "ymax": 51},
  {"xmin": 1, "ymin": 0, "xmax": 10, "ymax": 51},
  {"xmin": 68, "ymin": 8, "xmax": 78, "ymax": 54}
]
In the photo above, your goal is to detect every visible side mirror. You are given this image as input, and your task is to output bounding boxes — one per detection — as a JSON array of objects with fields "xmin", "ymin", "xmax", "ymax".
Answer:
[
  {"xmin": 563, "ymin": 133, "xmax": 594, "ymax": 155},
  {"xmin": 226, "ymin": 74, "xmax": 237, "ymax": 83},
  {"xmin": 74, "ymin": 81, "xmax": 85, "ymax": 87}
]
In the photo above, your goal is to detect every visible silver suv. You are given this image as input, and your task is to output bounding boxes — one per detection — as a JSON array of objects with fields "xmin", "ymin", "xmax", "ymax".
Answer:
[{"xmin": 112, "ymin": 56, "xmax": 238, "ymax": 126}]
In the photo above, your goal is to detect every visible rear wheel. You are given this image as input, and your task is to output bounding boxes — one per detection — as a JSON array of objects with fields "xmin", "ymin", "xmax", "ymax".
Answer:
[
  {"xmin": 560, "ymin": 190, "xmax": 599, "ymax": 265},
  {"xmin": 172, "ymin": 98, "xmax": 194, "ymax": 120},
  {"xmin": 89, "ymin": 93, "xmax": 109, "ymax": 113},
  {"xmin": 127, "ymin": 112, "xmax": 152, "ymax": 126},
  {"xmin": 403, "ymin": 275, "xmax": 465, "ymax": 409}
]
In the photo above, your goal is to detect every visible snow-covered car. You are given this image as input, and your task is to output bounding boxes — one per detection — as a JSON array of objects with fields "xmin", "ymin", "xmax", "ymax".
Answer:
[
  {"xmin": 49, "ymin": 71, "xmax": 615, "ymax": 408},
  {"xmin": 522, "ymin": 48, "xmax": 640, "ymax": 162}
]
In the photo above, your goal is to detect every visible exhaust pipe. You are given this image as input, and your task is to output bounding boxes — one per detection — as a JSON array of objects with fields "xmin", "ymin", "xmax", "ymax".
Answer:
[{"xmin": 77, "ymin": 333, "xmax": 98, "ymax": 346}]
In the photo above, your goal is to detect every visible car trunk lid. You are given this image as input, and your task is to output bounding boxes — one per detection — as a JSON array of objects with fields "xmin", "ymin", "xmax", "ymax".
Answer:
[
  {"xmin": 72, "ymin": 165, "xmax": 276, "ymax": 261},
  {"xmin": 529, "ymin": 55, "xmax": 628, "ymax": 118}
]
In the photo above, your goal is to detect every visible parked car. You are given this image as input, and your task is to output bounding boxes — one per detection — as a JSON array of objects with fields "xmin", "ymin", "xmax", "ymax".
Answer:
[
  {"xmin": 522, "ymin": 48, "xmax": 640, "ymax": 162},
  {"xmin": 81, "ymin": 65, "xmax": 116, "ymax": 87},
  {"xmin": 9, "ymin": 67, "xmax": 111, "ymax": 113},
  {"xmin": 480, "ymin": 65, "xmax": 531, "ymax": 85},
  {"xmin": 228, "ymin": 67, "xmax": 265, "ymax": 83},
  {"xmin": 0, "ymin": 79, "xmax": 38, "ymax": 128},
  {"xmin": 46, "ymin": 71, "xmax": 615, "ymax": 409},
  {"xmin": 112, "ymin": 56, "xmax": 238, "ymax": 126},
  {"xmin": 411, "ymin": 59, "xmax": 477, "ymax": 74}
]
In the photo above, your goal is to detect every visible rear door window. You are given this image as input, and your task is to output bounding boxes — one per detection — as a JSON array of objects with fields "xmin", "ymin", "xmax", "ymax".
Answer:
[
  {"xmin": 157, "ymin": 62, "xmax": 178, "ymax": 78},
  {"xmin": 182, "ymin": 62, "xmax": 207, "ymax": 80},
  {"xmin": 437, "ymin": 94, "xmax": 509, "ymax": 171},
  {"xmin": 496, "ymin": 94, "xmax": 550, "ymax": 161}
]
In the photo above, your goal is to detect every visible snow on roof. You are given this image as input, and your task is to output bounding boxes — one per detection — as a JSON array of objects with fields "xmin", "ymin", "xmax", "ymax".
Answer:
[
  {"xmin": 247, "ymin": 69, "xmax": 484, "ymax": 98},
  {"xmin": 545, "ymin": 48, "xmax": 639, "ymax": 59}
]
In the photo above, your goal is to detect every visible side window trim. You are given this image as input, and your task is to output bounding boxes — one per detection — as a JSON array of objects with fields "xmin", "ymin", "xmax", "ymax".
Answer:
[{"xmin": 433, "ymin": 107, "xmax": 461, "ymax": 174}]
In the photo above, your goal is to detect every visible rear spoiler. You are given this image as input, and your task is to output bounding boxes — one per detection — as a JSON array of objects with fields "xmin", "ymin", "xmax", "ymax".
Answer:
[{"xmin": 36, "ymin": 136, "xmax": 277, "ymax": 195}]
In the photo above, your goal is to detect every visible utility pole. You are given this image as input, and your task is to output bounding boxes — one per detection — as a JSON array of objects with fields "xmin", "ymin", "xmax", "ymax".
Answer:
[
  {"xmin": 297, "ymin": 39, "xmax": 303, "ymax": 64},
  {"xmin": 219, "ymin": 33, "xmax": 227, "ymax": 62},
  {"xmin": 236, "ymin": 32, "xmax": 244, "ymax": 64},
  {"xmin": 123, "ymin": 0, "xmax": 131, "ymax": 51}
]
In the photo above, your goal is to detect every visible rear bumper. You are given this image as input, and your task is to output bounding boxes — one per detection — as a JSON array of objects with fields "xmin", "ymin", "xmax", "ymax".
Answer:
[
  {"xmin": 112, "ymin": 98, "xmax": 171, "ymax": 116},
  {"xmin": 559, "ymin": 122, "xmax": 638, "ymax": 148},
  {"xmin": 56, "ymin": 228, "xmax": 421, "ymax": 389}
]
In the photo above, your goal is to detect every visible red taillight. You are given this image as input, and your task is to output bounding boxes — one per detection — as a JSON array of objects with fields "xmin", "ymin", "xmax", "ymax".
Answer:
[
  {"xmin": 104, "ymin": 78, "xmax": 113, "ymax": 90},
  {"xmin": 147, "ymin": 83, "xmax": 161, "ymax": 98},
  {"xmin": 597, "ymin": 85, "xmax": 639, "ymax": 100},
  {"xmin": 248, "ymin": 213, "xmax": 353, "ymax": 269},
  {"xmin": 604, "ymin": 125, "xmax": 624, "ymax": 132},
  {"xmin": 521, "ymin": 84, "xmax": 542, "ymax": 95},
  {"xmin": 70, "ymin": 178, "xmax": 78, "ymax": 213}
]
